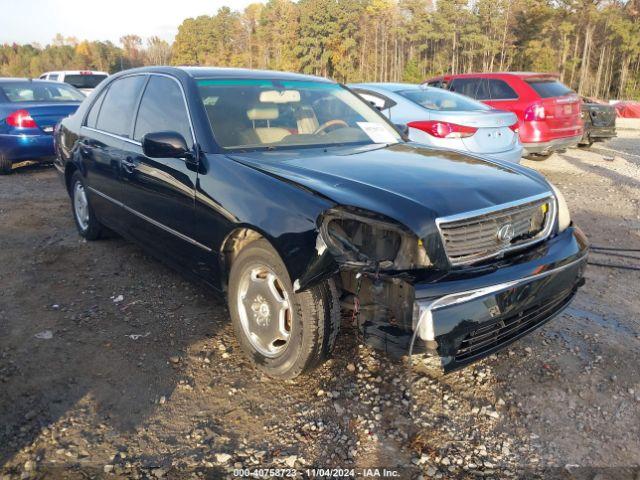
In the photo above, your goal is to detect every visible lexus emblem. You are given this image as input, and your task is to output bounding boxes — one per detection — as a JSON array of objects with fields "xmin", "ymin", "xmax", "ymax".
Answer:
[{"xmin": 496, "ymin": 223, "xmax": 515, "ymax": 243}]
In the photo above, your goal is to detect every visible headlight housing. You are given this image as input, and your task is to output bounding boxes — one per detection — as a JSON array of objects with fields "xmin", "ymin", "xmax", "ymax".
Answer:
[
  {"xmin": 549, "ymin": 182, "xmax": 571, "ymax": 232},
  {"xmin": 318, "ymin": 208, "xmax": 431, "ymax": 270}
]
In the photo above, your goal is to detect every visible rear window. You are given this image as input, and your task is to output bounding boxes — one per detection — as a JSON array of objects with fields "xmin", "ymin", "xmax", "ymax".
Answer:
[
  {"xmin": 399, "ymin": 88, "xmax": 489, "ymax": 112},
  {"xmin": 0, "ymin": 82, "xmax": 85, "ymax": 102},
  {"xmin": 526, "ymin": 79, "xmax": 573, "ymax": 98},
  {"xmin": 64, "ymin": 74, "xmax": 108, "ymax": 89}
]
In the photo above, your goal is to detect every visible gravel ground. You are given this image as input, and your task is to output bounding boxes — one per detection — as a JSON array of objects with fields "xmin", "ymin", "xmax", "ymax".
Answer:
[{"xmin": 1, "ymin": 134, "xmax": 639, "ymax": 480}]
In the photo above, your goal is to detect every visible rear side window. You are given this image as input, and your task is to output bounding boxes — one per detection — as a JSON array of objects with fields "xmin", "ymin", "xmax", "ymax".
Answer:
[
  {"xmin": 526, "ymin": 79, "xmax": 574, "ymax": 98},
  {"xmin": 133, "ymin": 76, "xmax": 193, "ymax": 146},
  {"xmin": 399, "ymin": 88, "xmax": 489, "ymax": 111},
  {"xmin": 353, "ymin": 89, "xmax": 396, "ymax": 110},
  {"xmin": 449, "ymin": 78, "xmax": 489, "ymax": 100},
  {"xmin": 64, "ymin": 74, "xmax": 108, "ymax": 89},
  {"xmin": 488, "ymin": 79, "xmax": 518, "ymax": 100},
  {"xmin": 85, "ymin": 89, "xmax": 107, "ymax": 128},
  {"xmin": 49, "ymin": 74, "xmax": 59, "ymax": 81},
  {"xmin": 95, "ymin": 75, "xmax": 146, "ymax": 137}
]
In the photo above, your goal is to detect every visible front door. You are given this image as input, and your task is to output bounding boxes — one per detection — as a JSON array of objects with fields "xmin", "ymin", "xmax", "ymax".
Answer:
[{"xmin": 117, "ymin": 75, "xmax": 203, "ymax": 274}]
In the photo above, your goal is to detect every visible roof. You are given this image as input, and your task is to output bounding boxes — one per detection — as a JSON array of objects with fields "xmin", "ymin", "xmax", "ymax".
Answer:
[
  {"xmin": 435, "ymin": 71, "xmax": 561, "ymax": 79},
  {"xmin": 41, "ymin": 70, "xmax": 108, "ymax": 75},
  {"xmin": 348, "ymin": 82, "xmax": 433, "ymax": 92},
  {"xmin": 109, "ymin": 66, "xmax": 334, "ymax": 83},
  {"xmin": 0, "ymin": 78, "xmax": 61, "ymax": 83}
]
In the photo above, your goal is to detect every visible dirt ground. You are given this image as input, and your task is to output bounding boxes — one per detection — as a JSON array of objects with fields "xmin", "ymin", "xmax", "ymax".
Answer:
[{"xmin": 1, "ymin": 132, "xmax": 639, "ymax": 480}]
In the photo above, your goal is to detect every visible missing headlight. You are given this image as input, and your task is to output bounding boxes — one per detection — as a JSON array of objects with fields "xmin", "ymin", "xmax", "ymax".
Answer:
[{"xmin": 319, "ymin": 208, "xmax": 431, "ymax": 270}]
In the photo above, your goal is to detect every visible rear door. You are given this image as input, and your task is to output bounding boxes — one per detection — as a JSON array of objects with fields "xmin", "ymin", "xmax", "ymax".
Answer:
[
  {"xmin": 118, "ymin": 74, "xmax": 202, "ymax": 270},
  {"xmin": 448, "ymin": 77, "xmax": 489, "ymax": 101},
  {"xmin": 525, "ymin": 78, "xmax": 582, "ymax": 139},
  {"xmin": 483, "ymin": 78, "xmax": 520, "ymax": 111},
  {"xmin": 79, "ymin": 75, "xmax": 147, "ymax": 227}
]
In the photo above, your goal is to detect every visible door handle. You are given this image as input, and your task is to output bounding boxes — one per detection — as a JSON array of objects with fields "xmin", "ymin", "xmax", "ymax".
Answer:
[{"xmin": 122, "ymin": 157, "xmax": 137, "ymax": 174}]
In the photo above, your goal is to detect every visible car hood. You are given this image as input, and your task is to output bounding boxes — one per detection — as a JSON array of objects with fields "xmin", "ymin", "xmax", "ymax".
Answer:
[{"xmin": 227, "ymin": 142, "xmax": 551, "ymax": 239}]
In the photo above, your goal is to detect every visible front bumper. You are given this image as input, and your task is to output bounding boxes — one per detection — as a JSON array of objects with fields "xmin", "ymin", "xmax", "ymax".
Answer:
[
  {"xmin": 522, "ymin": 134, "xmax": 582, "ymax": 155},
  {"xmin": 0, "ymin": 133, "xmax": 55, "ymax": 162},
  {"xmin": 357, "ymin": 226, "xmax": 588, "ymax": 372}
]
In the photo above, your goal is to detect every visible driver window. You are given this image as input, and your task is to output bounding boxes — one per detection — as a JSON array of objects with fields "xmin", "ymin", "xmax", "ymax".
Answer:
[{"xmin": 134, "ymin": 76, "xmax": 193, "ymax": 147}]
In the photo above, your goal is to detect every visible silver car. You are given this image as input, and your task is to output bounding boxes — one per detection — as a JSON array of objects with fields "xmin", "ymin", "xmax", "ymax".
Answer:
[{"xmin": 349, "ymin": 83, "xmax": 523, "ymax": 163}]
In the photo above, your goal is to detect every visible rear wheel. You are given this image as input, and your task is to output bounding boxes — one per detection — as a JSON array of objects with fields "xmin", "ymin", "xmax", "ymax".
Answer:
[
  {"xmin": 0, "ymin": 154, "xmax": 12, "ymax": 175},
  {"xmin": 525, "ymin": 153, "xmax": 552, "ymax": 161},
  {"xmin": 228, "ymin": 238, "xmax": 340, "ymax": 379},
  {"xmin": 70, "ymin": 171, "xmax": 103, "ymax": 240},
  {"xmin": 578, "ymin": 138, "xmax": 594, "ymax": 148}
]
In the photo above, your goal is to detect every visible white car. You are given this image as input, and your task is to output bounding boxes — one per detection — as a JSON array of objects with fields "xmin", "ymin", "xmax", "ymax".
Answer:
[
  {"xmin": 39, "ymin": 70, "xmax": 108, "ymax": 95},
  {"xmin": 349, "ymin": 83, "xmax": 523, "ymax": 163}
]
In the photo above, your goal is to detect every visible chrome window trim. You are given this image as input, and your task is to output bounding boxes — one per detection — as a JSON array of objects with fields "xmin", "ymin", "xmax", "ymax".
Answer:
[
  {"xmin": 87, "ymin": 187, "xmax": 212, "ymax": 253},
  {"xmin": 435, "ymin": 192, "xmax": 557, "ymax": 267},
  {"xmin": 82, "ymin": 126, "xmax": 141, "ymax": 146}
]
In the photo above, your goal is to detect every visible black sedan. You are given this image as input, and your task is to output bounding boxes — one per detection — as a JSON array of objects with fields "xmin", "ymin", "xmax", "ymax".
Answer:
[{"xmin": 55, "ymin": 67, "xmax": 588, "ymax": 378}]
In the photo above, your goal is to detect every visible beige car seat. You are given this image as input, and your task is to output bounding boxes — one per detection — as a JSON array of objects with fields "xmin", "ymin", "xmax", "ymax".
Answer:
[{"xmin": 247, "ymin": 107, "xmax": 291, "ymax": 144}]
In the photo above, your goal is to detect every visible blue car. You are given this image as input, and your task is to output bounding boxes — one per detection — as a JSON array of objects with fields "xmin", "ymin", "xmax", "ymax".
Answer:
[{"xmin": 0, "ymin": 78, "xmax": 84, "ymax": 174}]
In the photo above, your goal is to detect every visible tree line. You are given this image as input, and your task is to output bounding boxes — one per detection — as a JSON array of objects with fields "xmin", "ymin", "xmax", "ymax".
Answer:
[
  {"xmin": 2, "ymin": 0, "xmax": 639, "ymax": 100},
  {"xmin": 0, "ymin": 34, "xmax": 171, "ymax": 78}
]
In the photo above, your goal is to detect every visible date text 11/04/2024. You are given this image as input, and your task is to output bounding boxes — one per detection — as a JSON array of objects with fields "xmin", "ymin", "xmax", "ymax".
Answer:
[{"xmin": 232, "ymin": 468, "xmax": 400, "ymax": 477}]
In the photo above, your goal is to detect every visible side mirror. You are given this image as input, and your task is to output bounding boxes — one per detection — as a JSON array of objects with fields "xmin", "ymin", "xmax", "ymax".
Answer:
[{"xmin": 142, "ymin": 131, "xmax": 190, "ymax": 159}]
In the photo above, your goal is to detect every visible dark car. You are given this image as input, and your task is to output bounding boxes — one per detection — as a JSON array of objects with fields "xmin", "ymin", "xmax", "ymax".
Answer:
[
  {"xmin": 579, "ymin": 97, "xmax": 617, "ymax": 148},
  {"xmin": 54, "ymin": 67, "xmax": 588, "ymax": 378},
  {"xmin": 0, "ymin": 78, "xmax": 84, "ymax": 174}
]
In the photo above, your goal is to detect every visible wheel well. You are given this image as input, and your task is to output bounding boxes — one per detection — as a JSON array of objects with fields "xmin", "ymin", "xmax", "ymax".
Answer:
[
  {"xmin": 220, "ymin": 228, "xmax": 263, "ymax": 290},
  {"xmin": 64, "ymin": 163, "xmax": 78, "ymax": 194}
]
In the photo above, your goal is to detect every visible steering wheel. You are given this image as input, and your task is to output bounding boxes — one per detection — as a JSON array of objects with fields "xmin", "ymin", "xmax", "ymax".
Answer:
[{"xmin": 313, "ymin": 119, "xmax": 349, "ymax": 135}]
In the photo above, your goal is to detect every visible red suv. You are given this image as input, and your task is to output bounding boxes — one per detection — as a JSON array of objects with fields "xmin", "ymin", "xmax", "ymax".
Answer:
[{"xmin": 424, "ymin": 73, "xmax": 583, "ymax": 159}]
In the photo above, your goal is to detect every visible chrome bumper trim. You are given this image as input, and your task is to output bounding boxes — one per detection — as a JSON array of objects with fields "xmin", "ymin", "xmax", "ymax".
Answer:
[{"xmin": 412, "ymin": 255, "xmax": 586, "ymax": 341}]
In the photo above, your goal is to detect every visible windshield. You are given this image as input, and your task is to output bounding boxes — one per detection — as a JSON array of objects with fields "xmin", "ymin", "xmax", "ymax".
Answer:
[
  {"xmin": 197, "ymin": 79, "xmax": 401, "ymax": 150},
  {"xmin": 526, "ymin": 79, "xmax": 574, "ymax": 98},
  {"xmin": 0, "ymin": 82, "xmax": 85, "ymax": 102},
  {"xmin": 399, "ymin": 88, "xmax": 489, "ymax": 111},
  {"xmin": 64, "ymin": 74, "xmax": 108, "ymax": 89}
]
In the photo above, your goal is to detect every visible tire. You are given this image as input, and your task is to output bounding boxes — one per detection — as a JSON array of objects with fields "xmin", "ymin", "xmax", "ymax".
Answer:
[
  {"xmin": 69, "ymin": 171, "xmax": 103, "ymax": 240},
  {"xmin": 0, "ymin": 154, "xmax": 12, "ymax": 175},
  {"xmin": 228, "ymin": 238, "xmax": 340, "ymax": 379},
  {"xmin": 525, "ymin": 153, "xmax": 552, "ymax": 161}
]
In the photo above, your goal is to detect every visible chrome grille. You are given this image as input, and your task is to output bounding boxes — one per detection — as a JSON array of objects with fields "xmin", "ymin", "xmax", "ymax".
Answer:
[{"xmin": 437, "ymin": 194, "xmax": 555, "ymax": 266}]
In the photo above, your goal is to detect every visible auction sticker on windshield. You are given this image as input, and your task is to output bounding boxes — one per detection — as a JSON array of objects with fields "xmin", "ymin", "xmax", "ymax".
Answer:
[{"xmin": 357, "ymin": 122, "xmax": 398, "ymax": 144}]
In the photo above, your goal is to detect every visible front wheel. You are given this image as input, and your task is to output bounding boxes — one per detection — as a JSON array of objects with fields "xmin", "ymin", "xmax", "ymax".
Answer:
[
  {"xmin": 228, "ymin": 238, "xmax": 340, "ymax": 379},
  {"xmin": 70, "ymin": 171, "xmax": 103, "ymax": 240}
]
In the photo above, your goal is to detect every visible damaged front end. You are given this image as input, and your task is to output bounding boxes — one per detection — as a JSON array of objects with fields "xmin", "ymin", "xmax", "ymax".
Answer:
[{"xmin": 298, "ymin": 206, "xmax": 589, "ymax": 373}]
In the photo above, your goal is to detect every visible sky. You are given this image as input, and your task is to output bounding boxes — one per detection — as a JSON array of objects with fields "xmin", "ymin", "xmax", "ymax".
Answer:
[{"xmin": 0, "ymin": 0, "xmax": 261, "ymax": 46}]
